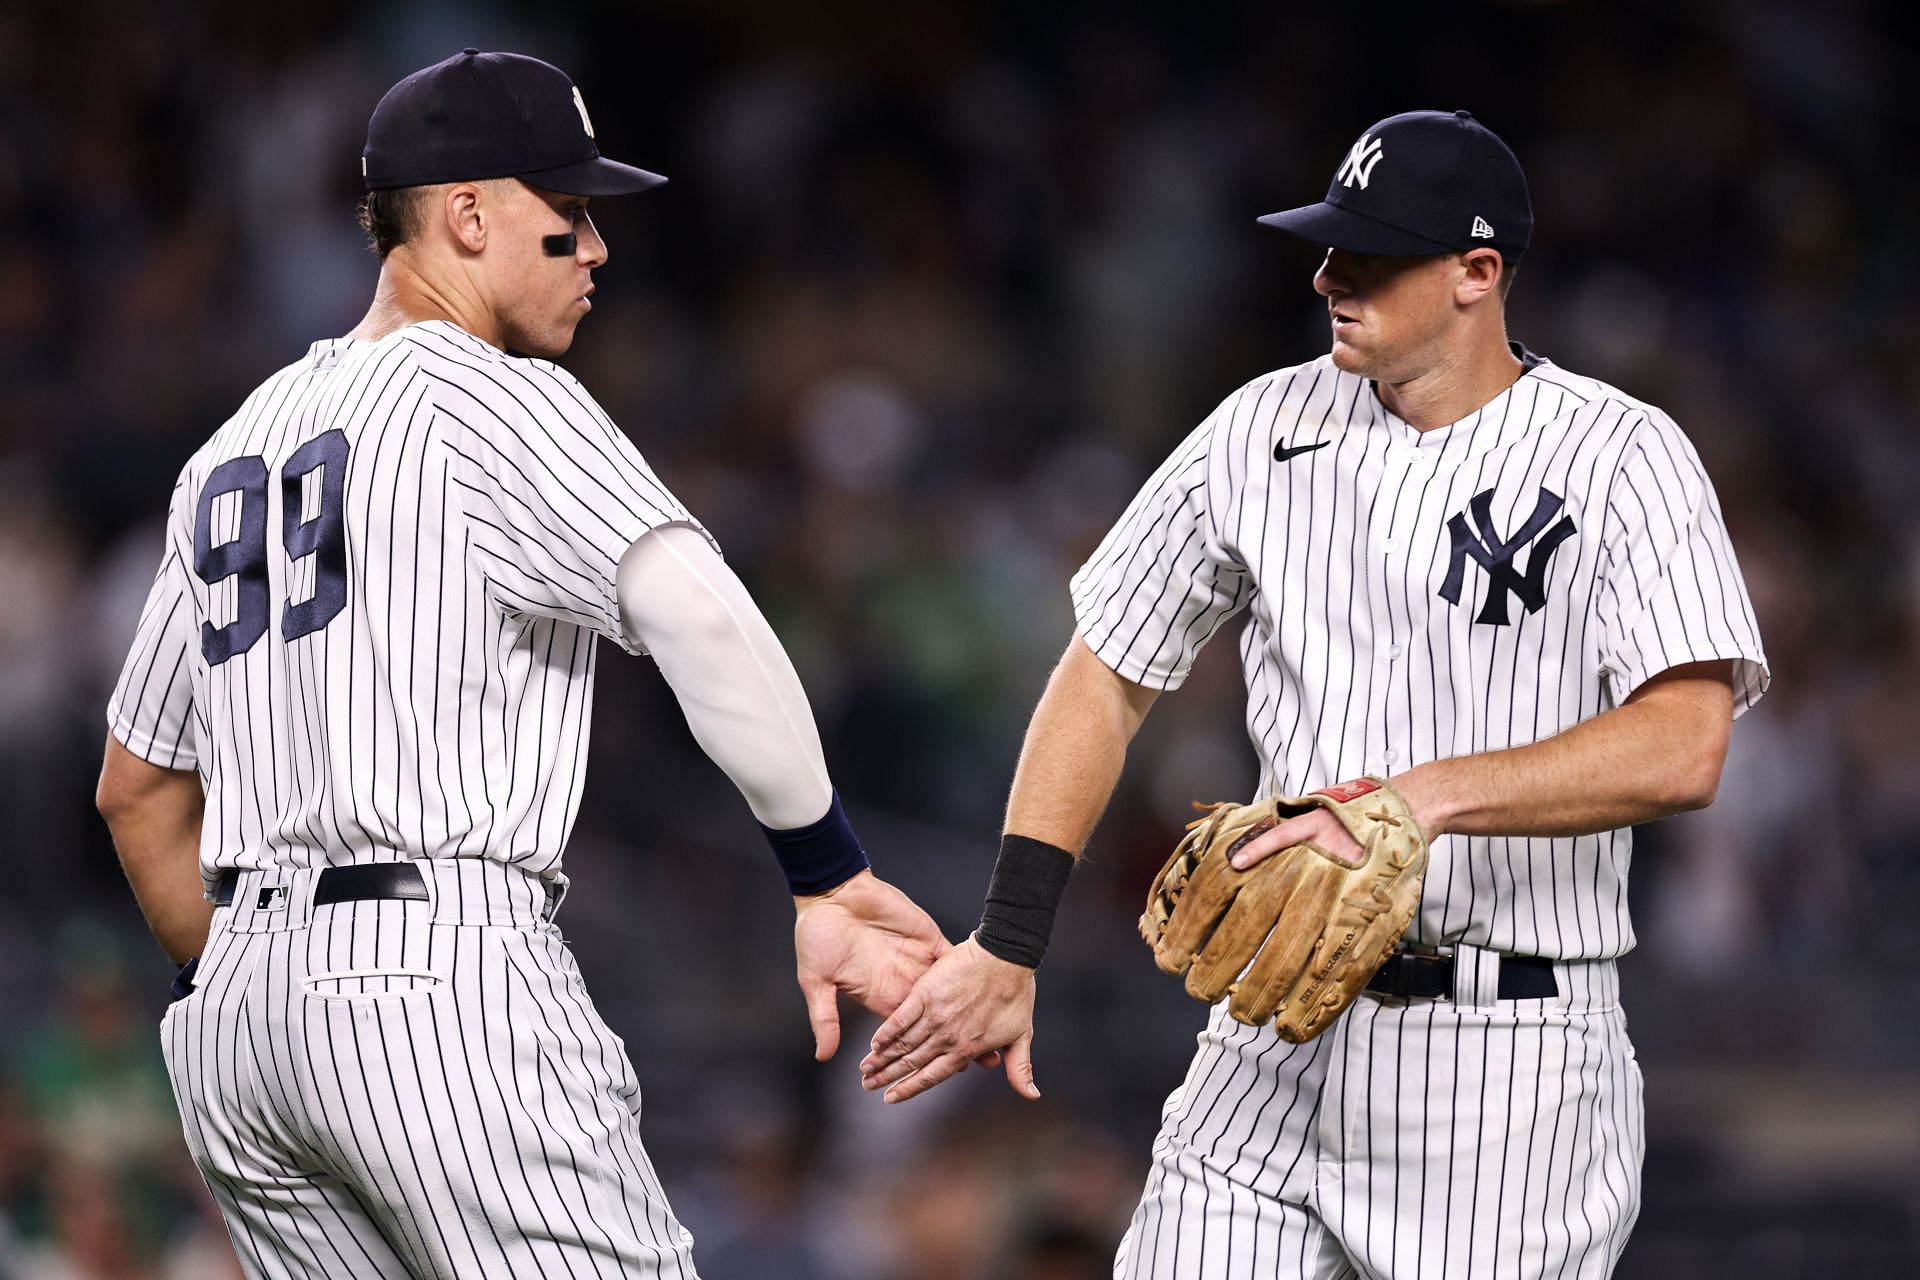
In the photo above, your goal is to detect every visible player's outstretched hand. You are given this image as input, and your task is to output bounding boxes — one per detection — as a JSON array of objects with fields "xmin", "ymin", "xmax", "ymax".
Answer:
[
  {"xmin": 793, "ymin": 870, "xmax": 949, "ymax": 1062},
  {"xmin": 858, "ymin": 935, "xmax": 1038, "ymax": 1105}
]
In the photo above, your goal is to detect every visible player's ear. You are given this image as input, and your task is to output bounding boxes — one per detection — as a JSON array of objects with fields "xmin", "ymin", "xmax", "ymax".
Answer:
[
  {"xmin": 442, "ymin": 183, "xmax": 488, "ymax": 254},
  {"xmin": 1456, "ymin": 249, "xmax": 1504, "ymax": 306}
]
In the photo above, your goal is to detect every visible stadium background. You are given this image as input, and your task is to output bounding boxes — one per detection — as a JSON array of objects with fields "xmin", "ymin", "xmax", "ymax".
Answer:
[{"xmin": 2, "ymin": 0, "xmax": 1916, "ymax": 1275}]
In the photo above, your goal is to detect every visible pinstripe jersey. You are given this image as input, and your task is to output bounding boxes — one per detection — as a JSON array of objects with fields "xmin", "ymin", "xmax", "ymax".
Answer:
[
  {"xmin": 108, "ymin": 319, "xmax": 704, "ymax": 887},
  {"xmin": 1073, "ymin": 346, "xmax": 1768, "ymax": 960}
]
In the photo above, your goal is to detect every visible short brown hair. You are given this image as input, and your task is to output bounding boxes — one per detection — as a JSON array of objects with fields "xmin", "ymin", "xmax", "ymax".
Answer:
[{"xmin": 355, "ymin": 187, "xmax": 428, "ymax": 259}]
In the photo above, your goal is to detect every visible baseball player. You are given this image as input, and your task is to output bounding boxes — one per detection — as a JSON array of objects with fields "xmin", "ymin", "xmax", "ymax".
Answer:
[
  {"xmin": 860, "ymin": 109, "xmax": 1768, "ymax": 1279},
  {"xmin": 94, "ymin": 50, "xmax": 953, "ymax": 1278}
]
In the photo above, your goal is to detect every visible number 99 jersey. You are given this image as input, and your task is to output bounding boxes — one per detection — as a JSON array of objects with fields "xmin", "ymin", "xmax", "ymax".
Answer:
[{"xmin": 107, "ymin": 320, "xmax": 707, "ymax": 892}]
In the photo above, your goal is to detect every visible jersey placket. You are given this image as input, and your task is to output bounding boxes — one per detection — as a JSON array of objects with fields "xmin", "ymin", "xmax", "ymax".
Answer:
[{"xmin": 1361, "ymin": 421, "xmax": 1438, "ymax": 780}]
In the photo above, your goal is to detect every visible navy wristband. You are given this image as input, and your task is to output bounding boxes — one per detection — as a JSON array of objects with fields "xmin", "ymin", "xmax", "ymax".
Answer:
[
  {"xmin": 974, "ymin": 834, "xmax": 1076, "ymax": 969},
  {"xmin": 761, "ymin": 791, "xmax": 871, "ymax": 896}
]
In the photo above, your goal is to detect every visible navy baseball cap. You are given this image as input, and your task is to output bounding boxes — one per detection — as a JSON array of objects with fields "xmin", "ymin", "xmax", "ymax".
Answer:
[
  {"xmin": 1259, "ymin": 110, "xmax": 1531, "ymax": 262},
  {"xmin": 362, "ymin": 49, "xmax": 666, "ymax": 195}
]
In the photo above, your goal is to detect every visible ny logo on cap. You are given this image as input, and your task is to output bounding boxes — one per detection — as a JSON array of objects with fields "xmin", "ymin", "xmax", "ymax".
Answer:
[
  {"xmin": 1337, "ymin": 133, "xmax": 1385, "ymax": 190},
  {"xmin": 572, "ymin": 86, "xmax": 595, "ymax": 139}
]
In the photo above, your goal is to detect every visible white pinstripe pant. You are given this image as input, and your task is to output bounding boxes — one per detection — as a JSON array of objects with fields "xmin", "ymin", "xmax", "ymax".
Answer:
[
  {"xmin": 1115, "ymin": 952, "xmax": 1644, "ymax": 1280},
  {"xmin": 160, "ymin": 861, "xmax": 699, "ymax": 1279}
]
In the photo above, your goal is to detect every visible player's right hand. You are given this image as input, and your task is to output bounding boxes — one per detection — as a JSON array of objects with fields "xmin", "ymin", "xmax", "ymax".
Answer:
[
  {"xmin": 792, "ymin": 870, "xmax": 949, "ymax": 1062},
  {"xmin": 858, "ymin": 935, "xmax": 1039, "ymax": 1104}
]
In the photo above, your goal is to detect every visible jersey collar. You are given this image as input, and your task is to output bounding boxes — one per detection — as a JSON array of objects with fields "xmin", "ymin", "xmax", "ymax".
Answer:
[{"xmin": 1365, "ymin": 340, "xmax": 1549, "ymax": 450}]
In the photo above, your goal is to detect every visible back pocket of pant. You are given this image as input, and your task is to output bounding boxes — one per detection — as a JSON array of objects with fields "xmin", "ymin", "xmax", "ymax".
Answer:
[{"xmin": 301, "ymin": 967, "xmax": 445, "ymax": 1000}]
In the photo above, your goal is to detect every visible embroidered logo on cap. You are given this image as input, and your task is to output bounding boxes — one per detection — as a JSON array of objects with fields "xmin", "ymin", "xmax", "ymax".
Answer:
[
  {"xmin": 571, "ymin": 86, "xmax": 595, "ymax": 139},
  {"xmin": 1337, "ymin": 134, "xmax": 1385, "ymax": 190},
  {"xmin": 1471, "ymin": 216, "xmax": 1495, "ymax": 239}
]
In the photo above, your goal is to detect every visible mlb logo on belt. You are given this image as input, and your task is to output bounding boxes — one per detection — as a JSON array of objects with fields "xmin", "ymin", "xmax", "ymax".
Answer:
[{"xmin": 256, "ymin": 885, "xmax": 289, "ymax": 911}]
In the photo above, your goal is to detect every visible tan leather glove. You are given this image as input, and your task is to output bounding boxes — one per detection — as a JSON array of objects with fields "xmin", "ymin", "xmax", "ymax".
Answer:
[{"xmin": 1139, "ymin": 777, "xmax": 1428, "ymax": 1043}]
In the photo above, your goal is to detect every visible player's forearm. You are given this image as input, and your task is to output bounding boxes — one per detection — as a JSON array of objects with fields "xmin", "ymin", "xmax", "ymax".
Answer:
[
  {"xmin": 1392, "ymin": 660, "xmax": 1735, "ymax": 840},
  {"xmin": 96, "ymin": 734, "xmax": 212, "ymax": 964},
  {"xmin": 617, "ymin": 525, "xmax": 833, "ymax": 829},
  {"xmin": 1003, "ymin": 635, "xmax": 1160, "ymax": 854}
]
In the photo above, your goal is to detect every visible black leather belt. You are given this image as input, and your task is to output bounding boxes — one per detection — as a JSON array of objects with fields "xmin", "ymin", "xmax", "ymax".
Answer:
[
  {"xmin": 214, "ymin": 863, "xmax": 429, "ymax": 908},
  {"xmin": 1365, "ymin": 949, "xmax": 1557, "ymax": 1001}
]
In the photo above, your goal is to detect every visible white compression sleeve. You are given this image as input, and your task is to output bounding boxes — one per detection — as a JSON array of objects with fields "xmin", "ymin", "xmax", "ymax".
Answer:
[{"xmin": 615, "ymin": 524, "xmax": 834, "ymax": 831}]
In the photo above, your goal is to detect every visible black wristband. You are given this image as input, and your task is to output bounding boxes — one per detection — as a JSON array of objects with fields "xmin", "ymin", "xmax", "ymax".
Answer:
[
  {"xmin": 761, "ymin": 790, "xmax": 871, "ymax": 897},
  {"xmin": 974, "ymin": 834, "xmax": 1077, "ymax": 969}
]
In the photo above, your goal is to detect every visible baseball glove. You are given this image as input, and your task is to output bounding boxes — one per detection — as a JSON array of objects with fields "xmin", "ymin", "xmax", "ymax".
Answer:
[{"xmin": 1139, "ymin": 777, "xmax": 1428, "ymax": 1043}]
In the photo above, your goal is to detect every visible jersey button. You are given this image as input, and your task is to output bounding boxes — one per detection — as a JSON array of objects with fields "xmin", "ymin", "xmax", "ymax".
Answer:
[
  {"xmin": 1387, "ymin": 643, "xmax": 1404, "ymax": 660},
  {"xmin": 1382, "ymin": 537, "xmax": 1401, "ymax": 554},
  {"xmin": 1382, "ymin": 749, "xmax": 1400, "ymax": 764},
  {"xmin": 1407, "ymin": 447, "xmax": 1427, "ymax": 462}
]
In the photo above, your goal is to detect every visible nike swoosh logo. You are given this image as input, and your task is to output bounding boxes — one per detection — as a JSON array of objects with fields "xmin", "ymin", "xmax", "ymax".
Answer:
[{"xmin": 1274, "ymin": 440, "xmax": 1330, "ymax": 463}]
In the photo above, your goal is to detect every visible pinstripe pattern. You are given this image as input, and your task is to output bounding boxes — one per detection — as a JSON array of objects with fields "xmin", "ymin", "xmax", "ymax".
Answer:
[
  {"xmin": 111, "ymin": 320, "xmax": 705, "ymax": 1277},
  {"xmin": 1082, "ymin": 350, "xmax": 1763, "ymax": 1278},
  {"xmin": 161, "ymin": 862, "xmax": 697, "ymax": 1279},
  {"xmin": 108, "ymin": 320, "xmax": 706, "ymax": 884},
  {"xmin": 1114, "ymin": 966, "xmax": 1643, "ymax": 1280}
]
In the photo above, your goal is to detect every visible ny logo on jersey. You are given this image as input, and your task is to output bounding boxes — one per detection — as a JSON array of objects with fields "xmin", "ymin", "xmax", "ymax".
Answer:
[
  {"xmin": 1337, "ymin": 134, "xmax": 1385, "ymax": 189},
  {"xmin": 1437, "ymin": 487, "xmax": 1577, "ymax": 625}
]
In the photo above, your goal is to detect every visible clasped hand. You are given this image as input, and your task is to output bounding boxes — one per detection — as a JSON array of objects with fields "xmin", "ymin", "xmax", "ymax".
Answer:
[
  {"xmin": 793, "ymin": 874, "xmax": 1019, "ymax": 1098},
  {"xmin": 857, "ymin": 935, "xmax": 1038, "ymax": 1104},
  {"xmin": 792, "ymin": 869, "xmax": 950, "ymax": 1060}
]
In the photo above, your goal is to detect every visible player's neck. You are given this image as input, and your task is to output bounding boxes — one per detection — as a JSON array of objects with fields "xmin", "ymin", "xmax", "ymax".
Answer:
[
  {"xmin": 1372, "ymin": 333, "xmax": 1523, "ymax": 433},
  {"xmin": 348, "ymin": 257, "xmax": 503, "ymax": 349}
]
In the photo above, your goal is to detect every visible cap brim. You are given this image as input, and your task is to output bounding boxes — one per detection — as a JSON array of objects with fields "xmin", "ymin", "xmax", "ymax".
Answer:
[
  {"xmin": 520, "ymin": 155, "xmax": 668, "ymax": 196},
  {"xmin": 1256, "ymin": 201, "xmax": 1457, "ymax": 255}
]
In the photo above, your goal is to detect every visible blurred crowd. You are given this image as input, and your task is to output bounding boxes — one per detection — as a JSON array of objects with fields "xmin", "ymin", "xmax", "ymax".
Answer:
[{"xmin": 2, "ymin": 0, "xmax": 1916, "ymax": 1274}]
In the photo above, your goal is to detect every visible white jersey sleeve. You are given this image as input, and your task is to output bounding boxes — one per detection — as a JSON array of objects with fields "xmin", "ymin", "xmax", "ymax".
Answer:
[
  {"xmin": 442, "ymin": 363, "xmax": 713, "ymax": 654},
  {"xmin": 615, "ymin": 524, "xmax": 833, "ymax": 831},
  {"xmin": 106, "ymin": 468, "xmax": 201, "ymax": 770},
  {"xmin": 1596, "ymin": 411, "xmax": 1768, "ymax": 713},
  {"xmin": 1070, "ymin": 397, "xmax": 1252, "ymax": 690}
]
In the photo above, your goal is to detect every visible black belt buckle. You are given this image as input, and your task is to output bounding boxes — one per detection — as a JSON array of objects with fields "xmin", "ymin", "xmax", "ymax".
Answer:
[
  {"xmin": 1366, "ymin": 947, "xmax": 1460, "ymax": 1002},
  {"xmin": 1377, "ymin": 953, "xmax": 1415, "ymax": 1000},
  {"xmin": 1368, "ymin": 950, "xmax": 1441, "ymax": 1001}
]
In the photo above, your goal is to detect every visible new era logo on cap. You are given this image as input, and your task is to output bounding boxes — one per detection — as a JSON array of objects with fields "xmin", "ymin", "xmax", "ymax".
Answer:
[{"xmin": 1471, "ymin": 216, "xmax": 1495, "ymax": 239}]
